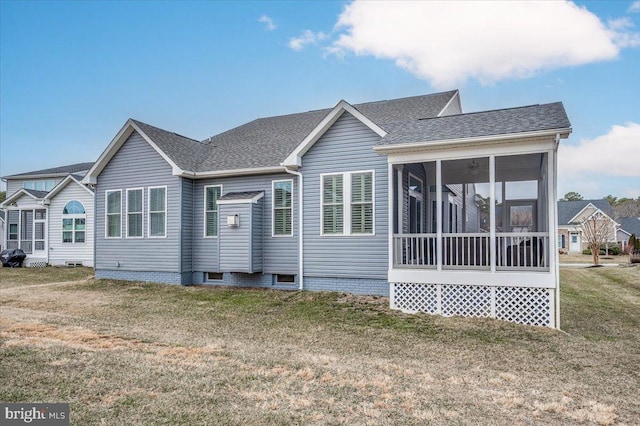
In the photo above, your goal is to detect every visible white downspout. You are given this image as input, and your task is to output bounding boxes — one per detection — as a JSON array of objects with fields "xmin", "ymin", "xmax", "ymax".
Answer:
[{"xmin": 284, "ymin": 167, "xmax": 304, "ymax": 291}]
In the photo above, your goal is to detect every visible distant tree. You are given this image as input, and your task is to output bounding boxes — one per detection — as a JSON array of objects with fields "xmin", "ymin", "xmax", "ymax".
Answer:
[
  {"xmin": 580, "ymin": 211, "xmax": 616, "ymax": 265},
  {"xmin": 562, "ymin": 192, "xmax": 583, "ymax": 201},
  {"xmin": 0, "ymin": 191, "xmax": 5, "ymax": 203},
  {"xmin": 614, "ymin": 199, "xmax": 640, "ymax": 219},
  {"xmin": 604, "ymin": 195, "xmax": 617, "ymax": 206}
]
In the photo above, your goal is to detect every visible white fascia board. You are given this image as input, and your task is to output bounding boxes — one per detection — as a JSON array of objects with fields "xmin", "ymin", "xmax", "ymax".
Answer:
[
  {"xmin": 374, "ymin": 128, "xmax": 572, "ymax": 155},
  {"xmin": 0, "ymin": 189, "xmax": 42, "ymax": 208},
  {"xmin": 437, "ymin": 90, "xmax": 461, "ymax": 116},
  {"xmin": 82, "ymin": 120, "xmax": 186, "ymax": 184},
  {"xmin": 184, "ymin": 166, "xmax": 286, "ymax": 179},
  {"xmin": 44, "ymin": 175, "xmax": 94, "ymax": 201},
  {"xmin": 217, "ymin": 193, "xmax": 265, "ymax": 205},
  {"xmin": 282, "ymin": 100, "xmax": 387, "ymax": 167}
]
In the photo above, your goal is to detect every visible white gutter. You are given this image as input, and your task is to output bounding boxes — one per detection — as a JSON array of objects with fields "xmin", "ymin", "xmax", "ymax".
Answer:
[
  {"xmin": 181, "ymin": 166, "xmax": 286, "ymax": 179},
  {"xmin": 284, "ymin": 166, "xmax": 304, "ymax": 291}
]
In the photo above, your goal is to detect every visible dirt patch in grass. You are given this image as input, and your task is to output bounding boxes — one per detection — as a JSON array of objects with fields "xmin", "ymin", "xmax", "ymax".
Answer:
[{"xmin": 1, "ymin": 267, "xmax": 639, "ymax": 424}]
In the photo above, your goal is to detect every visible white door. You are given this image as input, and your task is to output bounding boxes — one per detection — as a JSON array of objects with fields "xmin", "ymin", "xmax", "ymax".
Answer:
[{"xmin": 569, "ymin": 232, "xmax": 581, "ymax": 252}]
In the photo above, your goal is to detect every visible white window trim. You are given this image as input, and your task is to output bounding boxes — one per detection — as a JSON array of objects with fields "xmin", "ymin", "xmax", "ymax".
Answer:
[
  {"xmin": 62, "ymin": 216, "xmax": 87, "ymax": 244},
  {"xmin": 320, "ymin": 170, "xmax": 375, "ymax": 237},
  {"xmin": 105, "ymin": 190, "xmax": 122, "ymax": 239},
  {"xmin": 148, "ymin": 186, "xmax": 168, "ymax": 238},
  {"xmin": 126, "ymin": 188, "xmax": 144, "ymax": 239},
  {"xmin": 272, "ymin": 179, "xmax": 293, "ymax": 238},
  {"xmin": 204, "ymin": 185, "xmax": 222, "ymax": 238}
]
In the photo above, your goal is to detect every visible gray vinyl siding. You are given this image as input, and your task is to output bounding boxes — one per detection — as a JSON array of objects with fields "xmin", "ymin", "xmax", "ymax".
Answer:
[
  {"xmin": 302, "ymin": 112, "xmax": 388, "ymax": 280},
  {"xmin": 252, "ymin": 201, "xmax": 263, "ymax": 272},
  {"xmin": 181, "ymin": 178, "xmax": 194, "ymax": 274},
  {"xmin": 5, "ymin": 178, "xmax": 64, "ymax": 197},
  {"xmin": 218, "ymin": 203, "xmax": 251, "ymax": 272},
  {"xmin": 192, "ymin": 173, "xmax": 297, "ymax": 274},
  {"xmin": 95, "ymin": 131, "xmax": 181, "ymax": 272}
]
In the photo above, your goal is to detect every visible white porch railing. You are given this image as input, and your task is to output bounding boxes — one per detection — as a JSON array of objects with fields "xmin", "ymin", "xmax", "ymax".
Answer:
[
  {"xmin": 393, "ymin": 232, "xmax": 550, "ymax": 271},
  {"xmin": 442, "ymin": 233, "xmax": 490, "ymax": 269},
  {"xmin": 393, "ymin": 234, "xmax": 437, "ymax": 267}
]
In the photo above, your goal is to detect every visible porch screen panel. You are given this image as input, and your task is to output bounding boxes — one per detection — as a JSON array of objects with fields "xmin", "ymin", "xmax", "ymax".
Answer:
[
  {"xmin": 322, "ymin": 174, "xmax": 343, "ymax": 234},
  {"xmin": 7, "ymin": 211, "xmax": 18, "ymax": 249},
  {"xmin": 351, "ymin": 172, "xmax": 373, "ymax": 234}
]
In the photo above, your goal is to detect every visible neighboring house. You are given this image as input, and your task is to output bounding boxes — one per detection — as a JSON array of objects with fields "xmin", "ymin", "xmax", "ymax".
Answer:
[
  {"xmin": 83, "ymin": 89, "xmax": 571, "ymax": 328},
  {"xmin": 0, "ymin": 211, "xmax": 5, "ymax": 251},
  {"xmin": 557, "ymin": 200, "xmax": 618, "ymax": 253},
  {"xmin": 617, "ymin": 217, "xmax": 640, "ymax": 252},
  {"xmin": 0, "ymin": 163, "xmax": 95, "ymax": 267}
]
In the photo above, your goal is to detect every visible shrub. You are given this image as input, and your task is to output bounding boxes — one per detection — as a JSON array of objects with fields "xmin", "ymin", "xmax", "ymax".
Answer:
[{"xmin": 582, "ymin": 249, "xmax": 592, "ymax": 255}]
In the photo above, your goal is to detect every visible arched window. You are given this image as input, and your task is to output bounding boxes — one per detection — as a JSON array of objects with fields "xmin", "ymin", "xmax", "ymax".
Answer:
[
  {"xmin": 62, "ymin": 200, "xmax": 86, "ymax": 243},
  {"xmin": 63, "ymin": 200, "xmax": 85, "ymax": 215}
]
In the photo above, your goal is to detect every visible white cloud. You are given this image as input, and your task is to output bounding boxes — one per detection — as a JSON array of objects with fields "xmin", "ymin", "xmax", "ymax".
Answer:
[
  {"xmin": 629, "ymin": 1, "xmax": 640, "ymax": 13},
  {"xmin": 559, "ymin": 122, "xmax": 640, "ymax": 178},
  {"xmin": 288, "ymin": 30, "xmax": 328, "ymax": 51},
  {"xmin": 328, "ymin": 1, "xmax": 639, "ymax": 88},
  {"xmin": 259, "ymin": 15, "xmax": 277, "ymax": 31}
]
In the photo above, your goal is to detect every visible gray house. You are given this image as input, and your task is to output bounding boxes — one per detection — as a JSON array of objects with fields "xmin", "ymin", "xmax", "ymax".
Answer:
[
  {"xmin": 1, "ymin": 163, "xmax": 95, "ymax": 267},
  {"xmin": 84, "ymin": 90, "xmax": 571, "ymax": 327}
]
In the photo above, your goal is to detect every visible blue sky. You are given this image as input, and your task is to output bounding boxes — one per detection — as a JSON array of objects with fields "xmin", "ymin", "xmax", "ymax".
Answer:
[{"xmin": 1, "ymin": 1, "xmax": 638, "ymax": 200}]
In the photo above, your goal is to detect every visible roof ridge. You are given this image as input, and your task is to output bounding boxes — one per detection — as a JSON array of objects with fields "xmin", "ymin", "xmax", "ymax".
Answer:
[
  {"xmin": 353, "ymin": 89, "xmax": 457, "ymax": 108},
  {"xmin": 417, "ymin": 102, "xmax": 560, "ymax": 121}
]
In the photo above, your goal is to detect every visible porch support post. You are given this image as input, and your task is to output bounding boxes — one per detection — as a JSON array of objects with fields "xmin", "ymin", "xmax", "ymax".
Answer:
[
  {"xmin": 549, "ymin": 147, "xmax": 560, "ymax": 328},
  {"xmin": 388, "ymin": 162, "xmax": 394, "ymax": 271},
  {"xmin": 436, "ymin": 160, "xmax": 442, "ymax": 271},
  {"xmin": 489, "ymin": 155, "xmax": 496, "ymax": 272},
  {"xmin": 396, "ymin": 165, "xmax": 403, "ymax": 235}
]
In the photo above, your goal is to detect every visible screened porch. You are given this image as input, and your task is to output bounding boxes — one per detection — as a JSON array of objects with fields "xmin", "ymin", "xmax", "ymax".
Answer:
[{"xmin": 391, "ymin": 153, "xmax": 551, "ymax": 272}]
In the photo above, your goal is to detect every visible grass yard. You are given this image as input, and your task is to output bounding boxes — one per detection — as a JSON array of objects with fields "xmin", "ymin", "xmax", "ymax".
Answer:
[{"xmin": 1, "ymin": 266, "xmax": 639, "ymax": 425}]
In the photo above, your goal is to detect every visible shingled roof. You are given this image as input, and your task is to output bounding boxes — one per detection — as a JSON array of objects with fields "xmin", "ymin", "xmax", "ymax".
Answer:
[
  {"xmin": 95, "ymin": 90, "xmax": 569, "ymax": 176},
  {"xmin": 130, "ymin": 120, "xmax": 203, "ymax": 171},
  {"xmin": 3, "ymin": 162, "xmax": 95, "ymax": 179},
  {"xmin": 558, "ymin": 199, "xmax": 614, "ymax": 225},
  {"xmin": 195, "ymin": 90, "xmax": 458, "ymax": 172},
  {"xmin": 378, "ymin": 102, "xmax": 571, "ymax": 146},
  {"xmin": 618, "ymin": 217, "xmax": 640, "ymax": 236}
]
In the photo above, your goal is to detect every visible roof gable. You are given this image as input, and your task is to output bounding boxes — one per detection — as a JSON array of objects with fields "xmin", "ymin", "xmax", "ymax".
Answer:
[
  {"xmin": 618, "ymin": 217, "xmax": 640, "ymax": 236},
  {"xmin": 558, "ymin": 199, "xmax": 614, "ymax": 225},
  {"xmin": 44, "ymin": 175, "xmax": 93, "ymax": 201},
  {"xmin": 83, "ymin": 119, "xmax": 200, "ymax": 184},
  {"xmin": 0, "ymin": 188, "xmax": 47, "ymax": 208},
  {"xmin": 282, "ymin": 100, "xmax": 387, "ymax": 168}
]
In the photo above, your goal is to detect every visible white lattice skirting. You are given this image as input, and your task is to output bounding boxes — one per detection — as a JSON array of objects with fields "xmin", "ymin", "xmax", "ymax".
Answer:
[{"xmin": 390, "ymin": 283, "xmax": 554, "ymax": 327}]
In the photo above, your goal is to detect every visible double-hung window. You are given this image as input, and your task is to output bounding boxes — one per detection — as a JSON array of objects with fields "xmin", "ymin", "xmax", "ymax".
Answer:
[
  {"xmin": 204, "ymin": 185, "xmax": 221, "ymax": 237},
  {"xmin": 62, "ymin": 200, "xmax": 86, "ymax": 243},
  {"xmin": 322, "ymin": 174, "xmax": 344, "ymax": 234},
  {"xmin": 351, "ymin": 172, "xmax": 373, "ymax": 234},
  {"xmin": 273, "ymin": 180, "xmax": 293, "ymax": 236},
  {"xmin": 127, "ymin": 188, "xmax": 143, "ymax": 238},
  {"xmin": 106, "ymin": 190, "xmax": 122, "ymax": 238},
  {"xmin": 322, "ymin": 171, "xmax": 374, "ymax": 236},
  {"xmin": 149, "ymin": 186, "xmax": 167, "ymax": 237}
]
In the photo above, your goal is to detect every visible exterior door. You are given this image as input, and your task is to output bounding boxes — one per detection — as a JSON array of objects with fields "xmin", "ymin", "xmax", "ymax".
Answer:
[{"xmin": 569, "ymin": 232, "xmax": 581, "ymax": 252}]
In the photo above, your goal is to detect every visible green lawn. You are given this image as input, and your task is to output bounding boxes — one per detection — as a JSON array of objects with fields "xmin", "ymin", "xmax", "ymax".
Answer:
[{"xmin": 1, "ymin": 266, "xmax": 638, "ymax": 425}]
